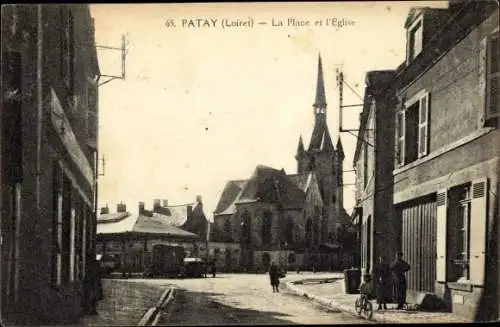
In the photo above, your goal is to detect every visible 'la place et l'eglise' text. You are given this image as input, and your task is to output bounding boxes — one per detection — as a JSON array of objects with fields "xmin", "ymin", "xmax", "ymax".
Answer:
[{"xmin": 169, "ymin": 17, "xmax": 356, "ymax": 29}]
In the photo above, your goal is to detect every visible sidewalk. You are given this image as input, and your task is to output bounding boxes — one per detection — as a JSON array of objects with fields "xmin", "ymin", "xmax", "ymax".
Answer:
[
  {"xmin": 283, "ymin": 273, "xmax": 470, "ymax": 324},
  {"xmin": 79, "ymin": 279, "xmax": 169, "ymax": 326}
]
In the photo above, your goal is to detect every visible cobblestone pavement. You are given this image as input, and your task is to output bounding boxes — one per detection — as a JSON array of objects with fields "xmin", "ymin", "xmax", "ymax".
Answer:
[
  {"xmin": 283, "ymin": 273, "xmax": 471, "ymax": 324},
  {"xmin": 80, "ymin": 279, "xmax": 168, "ymax": 326},
  {"xmin": 134, "ymin": 273, "xmax": 374, "ymax": 325}
]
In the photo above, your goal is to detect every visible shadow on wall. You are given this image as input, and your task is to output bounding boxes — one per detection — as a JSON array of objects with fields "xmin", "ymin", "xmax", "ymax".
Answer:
[{"xmin": 474, "ymin": 184, "xmax": 499, "ymax": 322}]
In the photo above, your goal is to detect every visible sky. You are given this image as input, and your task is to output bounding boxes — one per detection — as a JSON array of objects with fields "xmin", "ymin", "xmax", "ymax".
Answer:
[{"xmin": 91, "ymin": 1, "xmax": 448, "ymax": 220}]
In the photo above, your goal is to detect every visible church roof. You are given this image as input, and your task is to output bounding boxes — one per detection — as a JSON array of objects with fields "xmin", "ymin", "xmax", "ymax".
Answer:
[
  {"xmin": 287, "ymin": 172, "xmax": 313, "ymax": 192},
  {"xmin": 238, "ymin": 165, "xmax": 306, "ymax": 209},
  {"xmin": 308, "ymin": 118, "xmax": 334, "ymax": 151},
  {"xmin": 214, "ymin": 180, "xmax": 247, "ymax": 216},
  {"xmin": 296, "ymin": 135, "xmax": 305, "ymax": 156}
]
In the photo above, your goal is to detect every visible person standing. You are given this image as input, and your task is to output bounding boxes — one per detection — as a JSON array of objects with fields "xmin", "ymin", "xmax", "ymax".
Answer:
[
  {"xmin": 390, "ymin": 251, "xmax": 411, "ymax": 310},
  {"xmin": 83, "ymin": 255, "xmax": 104, "ymax": 315},
  {"xmin": 372, "ymin": 256, "xmax": 391, "ymax": 310},
  {"xmin": 269, "ymin": 262, "xmax": 280, "ymax": 293}
]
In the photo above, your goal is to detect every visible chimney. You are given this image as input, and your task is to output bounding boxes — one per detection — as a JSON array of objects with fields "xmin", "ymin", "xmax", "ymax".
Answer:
[
  {"xmin": 138, "ymin": 201, "xmax": 145, "ymax": 215},
  {"xmin": 162, "ymin": 199, "xmax": 168, "ymax": 207},
  {"xmin": 117, "ymin": 202, "xmax": 127, "ymax": 213},
  {"xmin": 187, "ymin": 205, "xmax": 193, "ymax": 217},
  {"xmin": 100, "ymin": 204, "xmax": 109, "ymax": 215},
  {"xmin": 196, "ymin": 195, "xmax": 202, "ymax": 204},
  {"xmin": 153, "ymin": 199, "xmax": 161, "ymax": 212}
]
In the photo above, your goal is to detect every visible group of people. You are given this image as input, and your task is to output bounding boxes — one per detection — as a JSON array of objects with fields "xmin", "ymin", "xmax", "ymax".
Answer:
[{"xmin": 360, "ymin": 251, "xmax": 411, "ymax": 310}]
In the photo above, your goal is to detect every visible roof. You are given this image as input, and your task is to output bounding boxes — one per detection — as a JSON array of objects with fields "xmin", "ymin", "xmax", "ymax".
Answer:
[
  {"xmin": 308, "ymin": 117, "xmax": 334, "ymax": 152},
  {"xmin": 133, "ymin": 213, "xmax": 198, "ymax": 237},
  {"xmin": 214, "ymin": 180, "xmax": 247, "ymax": 215},
  {"xmin": 287, "ymin": 172, "xmax": 313, "ymax": 192},
  {"xmin": 237, "ymin": 165, "xmax": 306, "ymax": 209},
  {"xmin": 153, "ymin": 203, "xmax": 194, "ymax": 226},
  {"xmin": 97, "ymin": 212, "xmax": 198, "ymax": 239},
  {"xmin": 98, "ymin": 211, "xmax": 131, "ymax": 223}
]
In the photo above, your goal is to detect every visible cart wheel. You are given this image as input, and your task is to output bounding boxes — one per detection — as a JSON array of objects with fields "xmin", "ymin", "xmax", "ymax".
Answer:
[
  {"xmin": 355, "ymin": 298, "xmax": 362, "ymax": 315},
  {"xmin": 363, "ymin": 300, "xmax": 373, "ymax": 320}
]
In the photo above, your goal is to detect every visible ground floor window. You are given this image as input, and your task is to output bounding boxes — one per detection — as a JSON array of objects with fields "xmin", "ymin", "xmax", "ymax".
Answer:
[{"xmin": 449, "ymin": 183, "xmax": 471, "ymax": 281}]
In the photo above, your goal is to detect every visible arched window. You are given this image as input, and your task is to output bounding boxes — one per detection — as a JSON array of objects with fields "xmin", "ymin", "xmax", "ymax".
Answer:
[
  {"xmin": 306, "ymin": 218, "xmax": 313, "ymax": 247},
  {"xmin": 262, "ymin": 252, "xmax": 271, "ymax": 268},
  {"xmin": 285, "ymin": 217, "xmax": 294, "ymax": 244},
  {"xmin": 261, "ymin": 211, "xmax": 273, "ymax": 244},
  {"xmin": 224, "ymin": 218, "xmax": 231, "ymax": 233},
  {"xmin": 241, "ymin": 210, "xmax": 251, "ymax": 243}
]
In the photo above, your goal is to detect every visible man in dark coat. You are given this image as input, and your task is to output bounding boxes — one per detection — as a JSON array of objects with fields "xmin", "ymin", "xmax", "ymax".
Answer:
[
  {"xmin": 390, "ymin": 251, "xmax": 411, "ymax": 310},
  {"xmin": 372, "ymin": 256, "xmax": 391, "ymax": 310},
  {"xmin": 83, "ymin": 255, "xmax": 104, "ymax": 315},
  {"xmin": 269, "ymin": 262, "xmax": 280, "ymax": 293}
]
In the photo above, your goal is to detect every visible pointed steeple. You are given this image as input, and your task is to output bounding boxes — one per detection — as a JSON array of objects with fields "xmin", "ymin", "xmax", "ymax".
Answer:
[
  {"xmin": 296, "ymin": 135, "xmax": 305, "ymax": 156},
  {"xmin": 313, "ymin": 53, "xmax": 327, "ymax": 112},
  {"xmin": 336, "ymin": 136, "xmax": 345, "ymax": 160}
]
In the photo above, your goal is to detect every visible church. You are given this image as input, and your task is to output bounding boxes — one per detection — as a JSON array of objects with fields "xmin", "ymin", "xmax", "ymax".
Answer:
[{"xmin": 212, "ymin": 55, "xmax": 352, "ymax": 271}]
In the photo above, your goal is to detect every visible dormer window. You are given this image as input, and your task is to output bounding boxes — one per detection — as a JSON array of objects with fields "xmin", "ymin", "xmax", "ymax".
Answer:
[{"xmin": 407, "ymin": 17, "xmax": 423, "ymax": 63}]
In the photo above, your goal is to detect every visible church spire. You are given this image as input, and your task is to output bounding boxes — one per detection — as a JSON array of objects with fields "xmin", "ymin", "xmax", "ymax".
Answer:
[
  {"xmin": 313, "ymin": 53, "xmax": 327, "ymax": 113},
  {"xmin": 296, "ymin": 135, "xmax": 305, "ymax": 157}
]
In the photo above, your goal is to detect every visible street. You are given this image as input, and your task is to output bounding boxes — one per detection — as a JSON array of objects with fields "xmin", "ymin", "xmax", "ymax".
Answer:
[{"xmin": 126, "ymin": 274, "xmax": 373, "ymax": 325}]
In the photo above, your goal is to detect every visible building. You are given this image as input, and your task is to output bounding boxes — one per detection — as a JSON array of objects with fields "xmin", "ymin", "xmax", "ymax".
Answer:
[
  {"xmin": 350, "ymin": 0, "xmax": 499, "ymax": 321},
  {"xmin": 352, "ymin": 70, "xmax": 398, "ymax": 274},
  {"xmin": 96, "ymin": 201, "xmax": 200, "ymax": 276},
  {"xmin": 295, "ymin": 55, "xmax": 351, "ymax": 243},
  {"xmin": 212, "ymin": 57, "xmax": 354, "ymax": 272},
  {"xmin": 1, "ymin": 4, "xmax": 100, "ymax": 324}
]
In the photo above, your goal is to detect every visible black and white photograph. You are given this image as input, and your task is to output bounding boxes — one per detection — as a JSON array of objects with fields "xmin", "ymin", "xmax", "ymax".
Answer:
[{"xmin": 1, "ymin": 1, "xmax": 499, "ymax": 325}]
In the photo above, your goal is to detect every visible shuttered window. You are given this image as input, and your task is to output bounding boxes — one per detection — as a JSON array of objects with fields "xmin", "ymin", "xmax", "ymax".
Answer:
[
  {"xmin": 486, "ymin": 32, "xmax": 499, "ymax": 122},
  {"xmin": 396, "ymin": 110, "xmax": 405, "ymax": 166},
  {"xmin": 469, "ymin": 178, "xmax": 488, "ymax": 286},
  {"xmin": 418, "ymin": 93, "xmax": 430, "ymax": 157},
  {"xmin": 436, "ymin": 190, "xmax": 447, "ymax": 282}
]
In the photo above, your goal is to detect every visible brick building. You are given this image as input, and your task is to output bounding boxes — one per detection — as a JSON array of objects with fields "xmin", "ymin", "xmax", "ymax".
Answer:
[{"xmin": 1, "ymin": 4, "xmax": 100, "ymax": 324}]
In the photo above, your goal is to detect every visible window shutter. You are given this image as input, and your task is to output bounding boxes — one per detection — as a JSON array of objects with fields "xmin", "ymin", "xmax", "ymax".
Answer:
[
  {"xmin": 418, "ymin": 93, "xmax": 430, "ymax": 157},
  {"xmin": 396, "ymin": 110, "xmax": 405, "ymax": 166},
  {"xmin": 478, "ymin": 37, "xmax": 487, "ymax": 127},
  {"xmin": 469, "ymin": 178, "xmax": 488, "ymax": 286},
  {"xmin": 486, "ymin": 32, "xmax": 499, "ymax": 120},
  {"xmin": 436, "ymin": 189, "xmax": 447, "ymax": 282}
]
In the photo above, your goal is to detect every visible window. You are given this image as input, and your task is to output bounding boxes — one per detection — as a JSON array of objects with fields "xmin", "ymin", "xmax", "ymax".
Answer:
[
  {"xmin": 261, "ymin": 211, "xmax": 273, "ymax": 245},
  {"xmin": 285, "ymin": 217, "xmax": 294, "ymax": 244},
  {"xmin": 447, "ymin": 183, "xmax": 471, "ymax": 282},
  {"xmin": 396, "ymin": 91, "xmax": 430, "ymax": 166},
  {"xmin": 486, "ymin": 31, "xmax": 499, "ymax": 124},
  {"xmin": 240, "ymin": 210, "xmax": 251, "ymax": 243},
  {"xmin": 288, "ymin": 253, "xmax": 296, "ymax": 264},
  {"xmin": 305, "ymin": 218, "xmax": 312, "ymax": 247},
  {"xmin": 60, "ymin": 7, "xmax": 74, "ymax": 93},
  {"xmin": 407, "ymin": 19, "xmax": 423, "ymax": 63},
  {"xmin": 224, "ymin": 218, "xmax": 231, "ymax": 233}
]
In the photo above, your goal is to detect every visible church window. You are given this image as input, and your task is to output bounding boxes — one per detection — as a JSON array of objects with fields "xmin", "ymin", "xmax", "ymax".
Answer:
[
  {"xmin": 306, "ymin": 218, "xmax": 313, "ymax": 247},
  {"xmin": 285, "ymin": 217, "xmax": 294, "ymax": 244},
  {"xmin": 261, "ymin": 211, "xmax": 273, "ymax": 244}
]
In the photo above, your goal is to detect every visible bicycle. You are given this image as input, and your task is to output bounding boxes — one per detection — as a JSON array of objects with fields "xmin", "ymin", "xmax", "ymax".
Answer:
[{"xmin": 354, "ymin": 293, "xmax": 374, "ymax": 320}]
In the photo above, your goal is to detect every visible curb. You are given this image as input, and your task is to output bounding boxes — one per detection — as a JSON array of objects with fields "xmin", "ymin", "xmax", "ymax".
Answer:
[
  {"xmin": 284, "ymin": 280, "xmax": 392, "ymax": 323},
  {"xmin": 137, "ymin": 287, "xmax": 175, "ymax": 326}
]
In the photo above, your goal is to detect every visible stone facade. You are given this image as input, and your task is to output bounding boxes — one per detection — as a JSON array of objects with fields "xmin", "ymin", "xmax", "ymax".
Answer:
[{"xmin": 1, "ymin": 4, "xmax": 100, "ymax": 324}]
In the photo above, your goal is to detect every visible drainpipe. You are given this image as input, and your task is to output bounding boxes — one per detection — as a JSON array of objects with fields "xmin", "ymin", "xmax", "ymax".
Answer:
[{"xmin": 35, "ymin": 3, "xmax": 43, "ymax": 291}]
